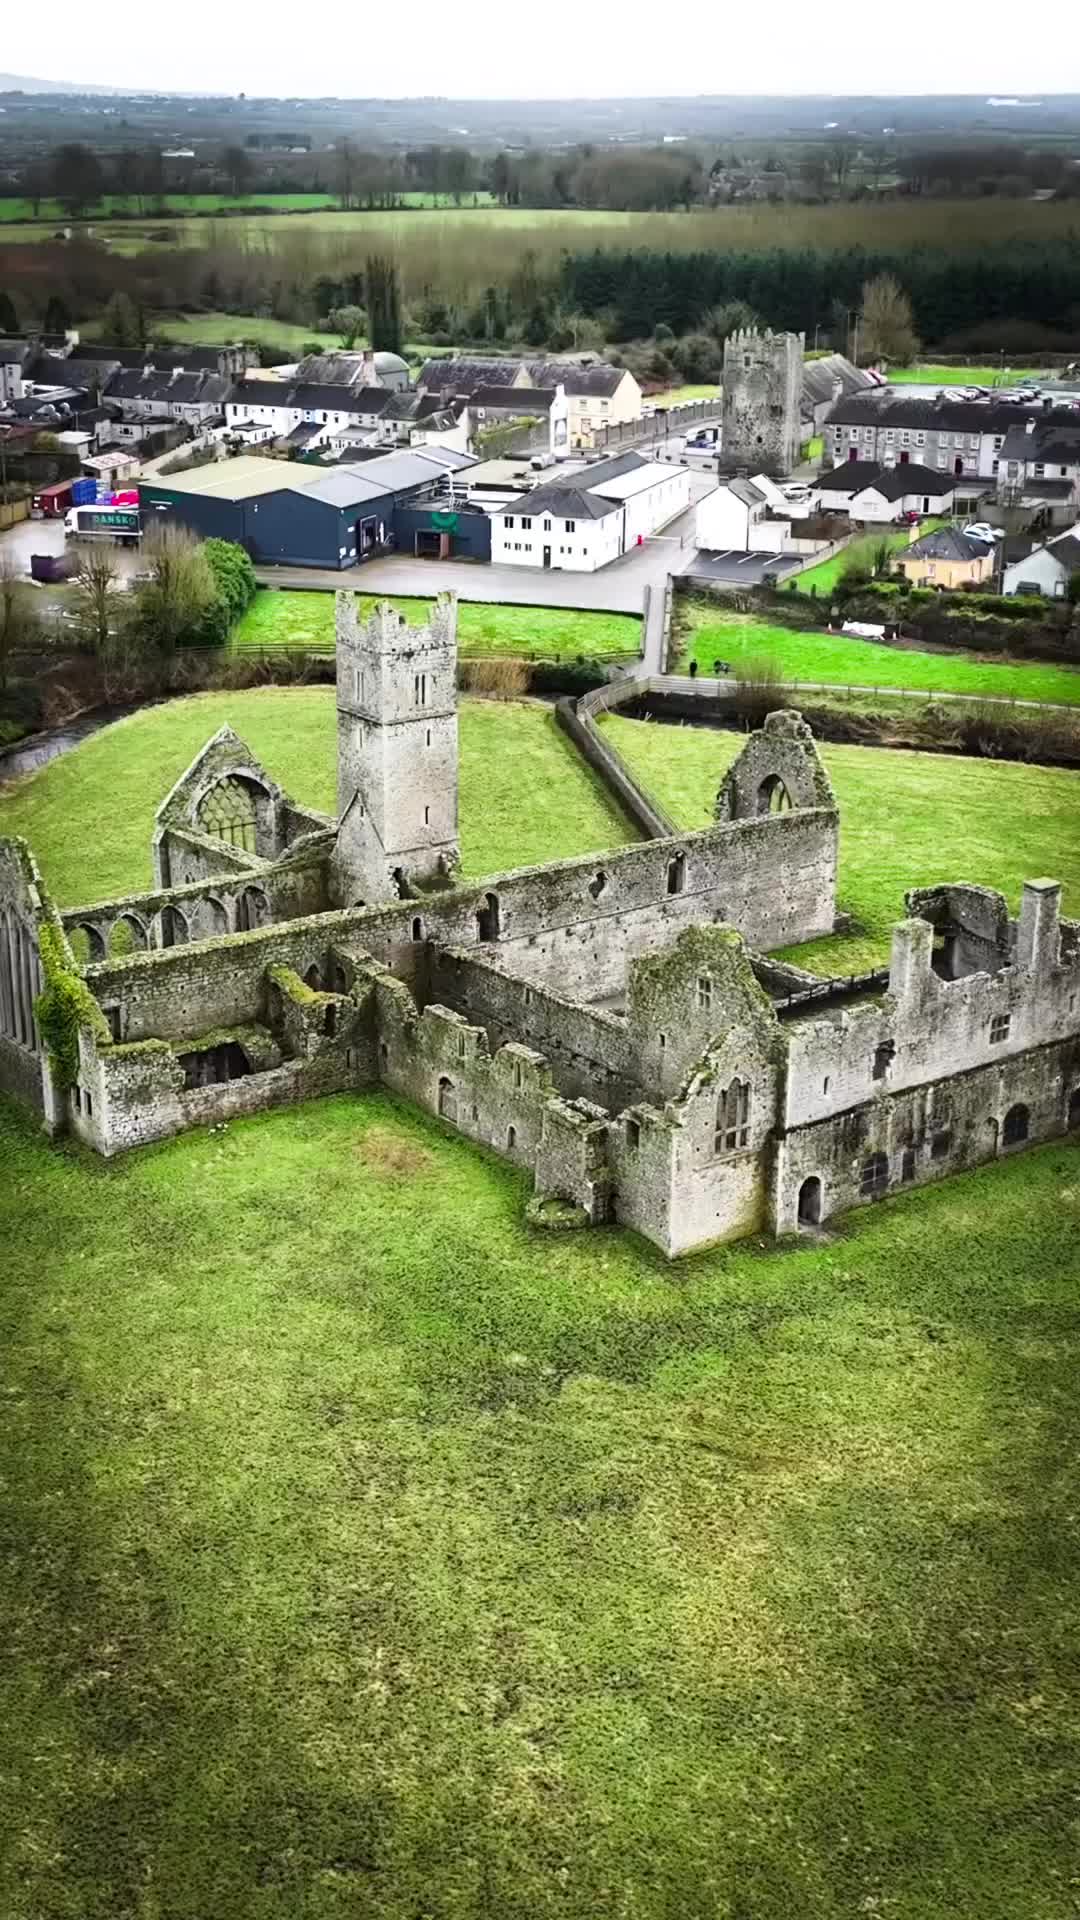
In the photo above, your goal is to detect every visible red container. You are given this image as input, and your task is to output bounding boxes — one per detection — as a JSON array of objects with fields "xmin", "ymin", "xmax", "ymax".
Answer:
[{"xmin": 34, "ymin": 480, "xmax": 74, "ymax": 517}]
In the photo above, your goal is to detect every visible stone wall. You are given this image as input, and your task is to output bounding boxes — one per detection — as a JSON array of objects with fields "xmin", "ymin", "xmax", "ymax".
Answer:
[{"xmin": 62, "ymin": 848, "xmax": 331, "ymax": 969}]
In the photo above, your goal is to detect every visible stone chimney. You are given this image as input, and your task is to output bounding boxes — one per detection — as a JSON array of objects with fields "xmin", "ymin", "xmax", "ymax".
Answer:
[{"xmin": 1016, "ymin": 879, "xmax": 1061, "ymax": 975}]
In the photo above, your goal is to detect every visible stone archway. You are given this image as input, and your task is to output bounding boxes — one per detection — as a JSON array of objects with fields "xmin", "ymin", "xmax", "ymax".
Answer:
[{"xmin": 797, "ymin": 1175, "xmax": 822, "ymax": 1226}]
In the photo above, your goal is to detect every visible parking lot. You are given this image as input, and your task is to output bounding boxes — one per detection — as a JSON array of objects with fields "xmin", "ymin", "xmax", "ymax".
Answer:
[{"xmin": 686, "ymin": 548, "xmax": 806, "ymax": 586}]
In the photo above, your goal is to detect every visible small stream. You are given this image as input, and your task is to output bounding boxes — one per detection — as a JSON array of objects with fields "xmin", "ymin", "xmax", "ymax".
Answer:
[{"xmin": 0, "ymin": 707, "xmax": 138, "ymax": 783}]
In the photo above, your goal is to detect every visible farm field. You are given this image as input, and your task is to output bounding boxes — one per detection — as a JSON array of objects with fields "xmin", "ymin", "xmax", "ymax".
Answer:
[
  {"xmin": 599, "ymin": 713, "xmax": 1080, "ymax": 972},
  {"xmin": 233, "ymin": 590, "xmax": 641, "ymax": 661},
  {"xmin": 676, "ymin": 608, "xmax": 1080, "ymax": 705},
  {"xmin": 0, "ymin": 190, "xmax": 497, "ymax": 222},
  {"xmin": 3, "ymin": 678, "xmax": 1080, "ymax": 1916}
]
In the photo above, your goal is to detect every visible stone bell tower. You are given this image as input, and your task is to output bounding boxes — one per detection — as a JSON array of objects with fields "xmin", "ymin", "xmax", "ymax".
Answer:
[
  {"xmin": 721, "ymin": 326, "xmax": 804, "ymax": 476},
  {"xmin": 332, "ymin": 591, "xmax": 460, "ymax": 907}
]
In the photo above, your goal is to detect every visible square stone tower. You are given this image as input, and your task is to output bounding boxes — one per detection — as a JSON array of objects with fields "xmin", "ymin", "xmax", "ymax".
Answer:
[
  {"xmin": 721, "ymin": 327, "xmax": 804, "ymax": 476},
  {"xmin": 332, "ymin": 592, "xmax": 460, "ymax": 906}
]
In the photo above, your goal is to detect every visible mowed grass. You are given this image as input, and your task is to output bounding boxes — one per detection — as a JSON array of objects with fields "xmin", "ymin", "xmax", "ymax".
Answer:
[
  {"xmin": 3, "ymin": 1080, "xmax": 1080, "ymax": 1920},
  {"xmin": 793, "ymin": 522, "xmax": 947, "ymax": 597},
  {"xmin": 649, "ymin": 384, "xmax": 719, "ymax": 408},
  {"xmin": 677, "ymin": 609, "xmax": 1080, "ymax": 705},
  {"xmin": 0, "ymin": 690, "xmax": 634, "ymax": 903},
  {"xmin": 598, "ymin": 714, "xmax": 1080, "ymax": 972},
  {"xmin": 887, "ymin": 364, "xmax": 1044, "ymax": 386},
  {"xmin": 234, "ymin": 589, "xmax": 641, "ymax": 660}
]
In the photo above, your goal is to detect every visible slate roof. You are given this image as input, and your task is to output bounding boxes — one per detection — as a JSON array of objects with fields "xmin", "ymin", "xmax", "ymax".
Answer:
[
  {"xmin": 727, "ymin": 477, "xmax": 767, "ymax": 507},
  {"xmin": 470, "ymin": 384, "xmax": 556, "ymax": 413},
  {"xmin": 801, "ymin": 353, "xmax": 878, "ymax": 409},
  {"xmin": 225, "ymin": 380, "xmax": 389, "ymax": 416},
  {"xmin": 417, "ymin": 357, "xmax": 525, "ymax": 394},
  {"xmin": 498, "ymin": 482, "xmax": 614, "ymax": 521},
  {"xmin": 292, "ymin": 351, "xmax": 377, "ymax": 387},
  {"xmin": 381, "ymin": 390, "xmax": 447, "ymax": 422},
  {"xmin": 96, "ymin": 345, "xmax": 229, "ymax": 373},
  {"xmin": 903, "ymin": 527, "xmax": 991, "ymax": 564},
  {"xmin": 526, "ymin": 359, "xmax": 625, "ymax": 397},
  {"xmin": 999, "ymin": 423, "xmax": 1080, "ymax": 464},
  {"xmin": 108, "ymin": 369, "xmax": 230, "ymax": 406},
  {"xmin": 817, "ymin": 460, "xmax": 954, "ymax": 499},
  {"xmin": 29, "ymin": 352, "xmax": 120, "ymax": 390},
  {"xmin": 1047, "ymin": 529, "xmax": 1080, "ymax": 569},
  {"xmin": 826, "ymin": 389, "xmax": 1050, "ymax": 434},
  {"xmin": 576, "ymin": 450, "xmax": 647, "ymax": 488}
]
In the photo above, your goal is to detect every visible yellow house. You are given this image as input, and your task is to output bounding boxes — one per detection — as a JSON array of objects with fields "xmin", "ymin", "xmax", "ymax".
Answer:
[
  {"xmin": 897, "ymin": 526, "xmax": 995, "ymax": 590},
  {"xmin": 526, "ymin": 360, "xmax": 643, "ymax": 448}
]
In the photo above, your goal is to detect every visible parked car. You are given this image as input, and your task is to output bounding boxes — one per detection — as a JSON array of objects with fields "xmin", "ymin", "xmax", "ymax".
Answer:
[{"xmin": 962, "ymin": 522, "xmax": 1005, "ymax": 544}]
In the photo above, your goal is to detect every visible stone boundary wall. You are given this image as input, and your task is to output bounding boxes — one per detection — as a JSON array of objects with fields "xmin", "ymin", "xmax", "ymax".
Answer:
[{"xmin": 555, "ymin": 682, "xmax": 680, "ymax": 840}]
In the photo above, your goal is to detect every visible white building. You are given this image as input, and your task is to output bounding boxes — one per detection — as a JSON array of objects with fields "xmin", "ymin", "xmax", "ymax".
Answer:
[
  {"xmin": 695, "ymin": 476, "xmax": 798, "ymax": 552},
  {"xmin": 1002, "ymin": 526, "xmax": 1080, "ymax": 596},
  {"xmin": 812, "ymin": 461, "xmax": 957, "ymax": 523},
  {"xmin": 489, "ymin": 453, "xmax": 689, "ymax": 572}
]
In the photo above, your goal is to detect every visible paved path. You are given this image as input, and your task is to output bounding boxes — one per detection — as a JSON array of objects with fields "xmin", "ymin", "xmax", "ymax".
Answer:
[{"xmin": 647, "ymin": 671, "xmax": 1080, "ymax": 717}]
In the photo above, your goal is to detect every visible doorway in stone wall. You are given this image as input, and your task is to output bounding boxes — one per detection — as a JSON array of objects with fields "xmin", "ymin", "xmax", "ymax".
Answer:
[{"xmin": 797, "ymin": 1176, "xmax": 822, "ymax": 1226}]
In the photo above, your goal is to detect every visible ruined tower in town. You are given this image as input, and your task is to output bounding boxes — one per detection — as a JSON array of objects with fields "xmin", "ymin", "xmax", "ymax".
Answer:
[
  {"xmin": 332, "ymin": 591, "xmax": 460, "ymax": 906},
  {"xmin": 721, "ymin": 327, "xmax": 804, "ymax": 476}
]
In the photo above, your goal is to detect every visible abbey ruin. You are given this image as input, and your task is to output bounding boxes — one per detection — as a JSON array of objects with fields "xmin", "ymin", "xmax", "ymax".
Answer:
[{"xmin": 2, "ymin": 591, "xmax": 1078, "ymax": 1255}]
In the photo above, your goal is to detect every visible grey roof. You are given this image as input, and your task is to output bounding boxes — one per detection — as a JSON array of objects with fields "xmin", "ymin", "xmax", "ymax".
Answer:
[
  {"xmin": 999, "ymin": 423, "xmax": 1080, "ymax": 464},
  {"xmin": 826, "ymin": 389, "xmax": 1053, "ymax": 435},
  {"xmin": 904, "ymin": 527, "xmax": 991, "ymax": 563},
  {"xmin": 283, "ymin": 422, "xmax": 324, "ymax": 447},
  {"xmin": 298, "ymin": 469, "xmax": 390, "ymax": 507},
  {"xmin": 108, "ymin": 368, "xmax": 230, "ymax": 405},
  {"xmin": 292, "ymin": 351, "xmax": 377, "ymax": 388},
  {"xmin": 225, "ymin": 379, "xmax": 389, "ymax": 416},
  {"xmin": 499, "ymin": 481, "xmax": 614, "ymax": 521},
  {"xmin": 373, "ymin": 351, "xmax": 409, "ymax": 373},
  {"xmin": 96, "ymin": 344, "xmax": 228, "ymax": 373},
  {"xmin": 381, "ymin": 390, "xmax": 446, "ymax": 422},
  {"xmin": 727, "ymin": 477, "xmax": 766, "ymax": 507},
  {"xmin": 29, "ymin": 352, "xmax": 120, "ymax": 390},
  {"xmin": 574, "ymin": 450, "xmax": 646, "ymax": 488},
  {"xmin": 1047, "ymin": 530, "xmax": 1080, "ymax": 569},
  {"xmin": 801, "ymin": 353, "xmax": 877, "ymax": 409},
  {"xmin": 413, "ymin": 408, "xmax": 460, "ymax": 433},
  {"xmin": 526, "ymin": 359, "xmax": 625, "ymax": 396},
  {"xmin": 342, "ymin": 448, "xmax": 471, "ymax": 492},
  {"xmin": 470, "ymin": 384, "xmax": 556, "ymax": 413},
  {"xmin": 817, "ymin": 460, "xmax": 954, "ymax": 499},
  {"xmin": 417, "ymin": 357, "xmax": 523, "ymax": 395}
]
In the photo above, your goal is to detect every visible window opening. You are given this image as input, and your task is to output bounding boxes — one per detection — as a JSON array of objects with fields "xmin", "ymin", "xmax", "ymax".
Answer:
[
  {"xmin": 715, "ymin": 1081, "xmax": 750, "ymax": 1153},
  {"xmin": 990, "ymin": 1013, "xmax": 1011, "ymax": 1044},
  {"xmin": 666, "ymin": 853, "xmax": 686, "ymax": 896},
  {"xmin": 1003, "ymin": 1103, "xmax": 1029, "ymax": 1147},
  {"xmin": 860, "ymin": 1152, "xmax": 889, "ymax": 1197},
  {"xmin": 872, "ymin": 1040, "xmax": 895, "ymax": 1081},
  {"xmin": 198, "ymin": 777, "xmax": 259, "ymax": 853}
]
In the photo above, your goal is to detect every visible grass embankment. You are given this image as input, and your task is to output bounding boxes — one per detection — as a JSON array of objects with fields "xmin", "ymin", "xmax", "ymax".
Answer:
[
  {"xmin": 0, "ymin": 691, "xmax": 634, "ymax": 903},
  {"xmin": 676, "ymin": 609, "xmax": 1080, "ymax": 706},
  {"xmin": 2, "ymin": 1082, "xmax": 1079, "ymax": 1920},
  {"xmin": 887, "ymin": 364, "xmax": 1044, "ymax": 386},
  {"xmin": 599, "ymin": 714, "xmax": 1080, "ymax": 973},
  {"xmin": 234, "ymin": 590, "xmax": 640, "ymax": 661},
  {"xmin": 649, "ymin": 385, "xmax": 719, "ymax": 408}
]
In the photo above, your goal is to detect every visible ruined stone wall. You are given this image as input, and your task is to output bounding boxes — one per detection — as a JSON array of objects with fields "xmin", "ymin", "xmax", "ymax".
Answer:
[
  {"xmin": 428, "ymin": 946, "xmax": 640, "ymax": 1111},
  {"xmin": 62, "ymin": 849, "xmax": 331, "ymax": 967},
  {"xmin": 775, "ymin": 1034, "xmax": 1080, "ymax": 1234}
]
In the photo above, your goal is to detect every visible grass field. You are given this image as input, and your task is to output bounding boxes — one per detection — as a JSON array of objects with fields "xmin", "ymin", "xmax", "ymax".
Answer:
[
  {"xmin": 676, "ymin": 609, "xmax": 1080, "ymax": 705},
  {"xmin": 3, "ymin": 688, "xmax": 1080, "ymax": 1918},
  {"xmin": 599, "ymin": 714, "xmax": 1080, "ymax": 972},
  {"xmin": 0, "ymin": 691, "xmax": 634, "ymax": 903},
  {"xmin": 0, "ymin": 191, "xmax": 497, "ymax": 222},
  {"xmin": 887, "ymin": 364, "xmax": 1044, "ymax": 386},
  {"xmin": 649, "ymin": 385, "xmax": 719, "ymax": 409},
  {"xmin": 233, "ymin": 590, "xmax": 641, "ymax": 661}
]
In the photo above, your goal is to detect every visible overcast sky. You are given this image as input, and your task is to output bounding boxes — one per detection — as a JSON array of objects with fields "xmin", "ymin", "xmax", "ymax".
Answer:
[{"xmin": 25, "ymin": 0, "xmax": 1080, "ymax": 98}]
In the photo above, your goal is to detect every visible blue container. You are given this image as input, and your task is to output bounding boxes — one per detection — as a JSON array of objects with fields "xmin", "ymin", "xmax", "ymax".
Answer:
[{"xmin": 71, "ymin": 477, "xmax": 96, "ymax": 505}]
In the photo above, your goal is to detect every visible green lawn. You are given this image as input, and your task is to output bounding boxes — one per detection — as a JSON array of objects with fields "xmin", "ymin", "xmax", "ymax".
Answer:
[
  {"xmin": 599, "ymin": 714, "xmax": 1080, "ymax": 972},
  {"xmin": 676, "ymin": 610, "xmax": 1080, "ymax": 705},
  {"xmin": 234, "ymin": 590, "xmax": 641, "ymax": 661},
  {"xmin": 3, "ymin": 1077, "xmax": 1079, "ymax": 1920},
  {"xmin": 0, "ymin": 690, "xmax": 634, "ymax": 904},
  {"xmin": 887, "ymin": 364, "xmax": 1044, "ymax": 386}
]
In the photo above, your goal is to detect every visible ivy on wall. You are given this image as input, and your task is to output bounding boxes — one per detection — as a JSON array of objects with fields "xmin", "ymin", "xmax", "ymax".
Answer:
[{"xmin": 34, "ymin": 923, "xmax": 110, "ymax": 1091}]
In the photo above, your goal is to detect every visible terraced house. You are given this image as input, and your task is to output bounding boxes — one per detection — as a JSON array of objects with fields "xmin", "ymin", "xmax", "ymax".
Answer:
[{"xmin": 1, "ymin": 595, "xmax": 1077, "ymax": 1255}]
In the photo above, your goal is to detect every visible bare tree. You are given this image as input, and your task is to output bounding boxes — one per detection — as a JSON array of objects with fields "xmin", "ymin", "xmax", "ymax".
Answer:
[
  {"xmin": 72, "ymin": 547, "xmax": 126, "ymax": 687},
  {"xmin": 859, "ymin": 273, "xmax": 920, "ymax": 365}
]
